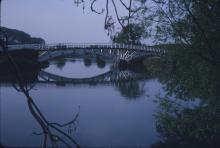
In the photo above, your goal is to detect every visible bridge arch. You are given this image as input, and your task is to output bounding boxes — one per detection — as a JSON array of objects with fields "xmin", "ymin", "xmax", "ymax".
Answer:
[
  {"xmin": 7, "ymin": 43, "xmax": 165, "ymax": 62},
  {"xmin": 38, "ymin": 70, "xmax": 146, "ymax": 85}
]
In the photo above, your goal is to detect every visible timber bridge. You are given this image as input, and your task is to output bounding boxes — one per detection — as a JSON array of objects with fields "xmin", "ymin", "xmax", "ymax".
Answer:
[{"xmin": 8, "ymin": 43, "xmax": 165, "ymax": 62}]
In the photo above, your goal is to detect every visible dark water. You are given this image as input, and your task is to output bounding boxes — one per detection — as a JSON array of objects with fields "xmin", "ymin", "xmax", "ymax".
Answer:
[{"xmin": 0, "ymin": 57, "xmax": 219, "ymax": 148}]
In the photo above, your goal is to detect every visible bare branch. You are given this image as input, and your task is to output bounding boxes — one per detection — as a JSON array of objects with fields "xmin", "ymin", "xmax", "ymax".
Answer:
[
  {"xmin": 111, "ymin": 0, "xmax": 125, "ymax": 28},
  {"xmin": 90, "ymin": 0, "xmax": 104, "ymax": 14},
  {"xmin": 119, "ymin": 0, "xmax": 130, "ymax": 10}
]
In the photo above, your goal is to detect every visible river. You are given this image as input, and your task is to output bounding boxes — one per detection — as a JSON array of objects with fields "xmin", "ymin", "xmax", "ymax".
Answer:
[{"xmin": 0, "ymin": 56, "xmax": 219, "ymax": 148}]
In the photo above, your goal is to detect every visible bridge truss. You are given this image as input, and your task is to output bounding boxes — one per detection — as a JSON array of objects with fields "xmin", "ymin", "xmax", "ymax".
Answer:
[{"xmin": 8, "ymin": 43, "xmax": 165, "ymax": 62}]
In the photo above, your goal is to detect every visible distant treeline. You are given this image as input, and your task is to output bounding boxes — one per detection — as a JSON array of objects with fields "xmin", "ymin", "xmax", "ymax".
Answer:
[{"xmin": 1, "ymin": 27, "xmax": 45, "ymax": 44}]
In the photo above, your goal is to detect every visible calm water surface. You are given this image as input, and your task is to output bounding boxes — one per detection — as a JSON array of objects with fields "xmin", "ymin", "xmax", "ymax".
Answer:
[{"xmin": 0, "ymin": 58, "xmax": 185, "ymax": 147}]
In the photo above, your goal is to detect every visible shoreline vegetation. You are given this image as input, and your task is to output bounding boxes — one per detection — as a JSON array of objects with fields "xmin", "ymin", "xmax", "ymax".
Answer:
[{"xmin": 0, "ymin": 26, "xmax": 45, "ymax": 44}]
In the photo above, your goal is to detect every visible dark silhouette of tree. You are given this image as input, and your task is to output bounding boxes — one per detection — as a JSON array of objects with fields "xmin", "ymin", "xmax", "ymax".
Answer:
[
  {"xmin": 76, "ymin": 0, "xmax": 147, "ymax": 37},
  {"xmin": 115, "ymin": 81, "xmax": 145, "ymax": 99},
  {"xmin": 152, "ymin": 96, "xmax": 220, "ymax": 148},
  {"xmin": 54, "ymin": 58, "xmax": 67, "ymax": 70},
  {"xmin": 146, "ymin": 43, "xmax": 220, "ymax": 148},
  {"xmin": 112, "ymin": 23, "xmax": 145, "ymax": 45},
  {"xmin": 1, "ymin": 27, "xmax": 45, "ymax": 44},
  {"xmin": 83, "ymin": 57, "xmax": 92, "ymax": 67},
  {"xmin": 144, "ymin": 0, "xmax": 220, "ymax": 64},
  {"xmin": 96, "ymin": 56, "xmax": 106, "ymax": 68},
  {"xmin": 0, "ymin": 28, "xmax": 80, "ymax": 147}
]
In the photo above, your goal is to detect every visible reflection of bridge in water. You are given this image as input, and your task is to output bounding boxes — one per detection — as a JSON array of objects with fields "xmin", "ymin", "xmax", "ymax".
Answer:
[
  {"xmin": 0, "ymin": 69, "xmax": 150, "ymax": 100},
  {"xmin": 38, "ymin": 70, "xmax": 149, "ymax": 85},
  {"xmin": 8, "ymin": 43, "xmax": 165, "ymax": 62}
]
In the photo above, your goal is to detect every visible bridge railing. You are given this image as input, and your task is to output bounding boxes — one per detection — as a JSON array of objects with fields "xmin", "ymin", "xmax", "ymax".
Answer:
[
  {"xmin": 42, "ymin": 43, "xmax": 153, "ymax": 51},
  {"xmin": 7, "ymin": 43, "xmax": 165, "ymax": 53},
  {"xmin": 8, "ymin": 44, "xmax": 41, "ymax": 50}
]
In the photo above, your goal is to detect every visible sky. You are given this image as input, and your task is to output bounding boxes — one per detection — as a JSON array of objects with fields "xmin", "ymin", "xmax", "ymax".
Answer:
[{"xmin": 1, "ymin": 0, "xmax": 119, "ymax": 43}]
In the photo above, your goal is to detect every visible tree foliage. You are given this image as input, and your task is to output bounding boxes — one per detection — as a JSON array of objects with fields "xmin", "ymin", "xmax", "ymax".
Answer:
[
  {"xmin": 1, "ymin": 27, "xmax": 45, "ymax": 44},
  {"xmin": 143, "ymin": 0, "xmax": 220, "ymax": 64},
  {"xmin": 112, "ymin": 23, "xmax": 146, "ymax": 45}
]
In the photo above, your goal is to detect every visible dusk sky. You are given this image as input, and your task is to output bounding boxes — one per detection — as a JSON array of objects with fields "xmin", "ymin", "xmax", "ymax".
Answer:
[{"xmin": 2, "ymin": 0, "xmax": 119, "ymax": 43}]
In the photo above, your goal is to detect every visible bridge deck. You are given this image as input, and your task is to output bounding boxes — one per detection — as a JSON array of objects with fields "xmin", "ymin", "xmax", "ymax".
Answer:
[
  {"xmin": 7, "ymin": 43, "xmax": 164, "ymax": 53},
  {"xmin": 6, "ymin": 43, "xmax": 165, "ymax": 62}
]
